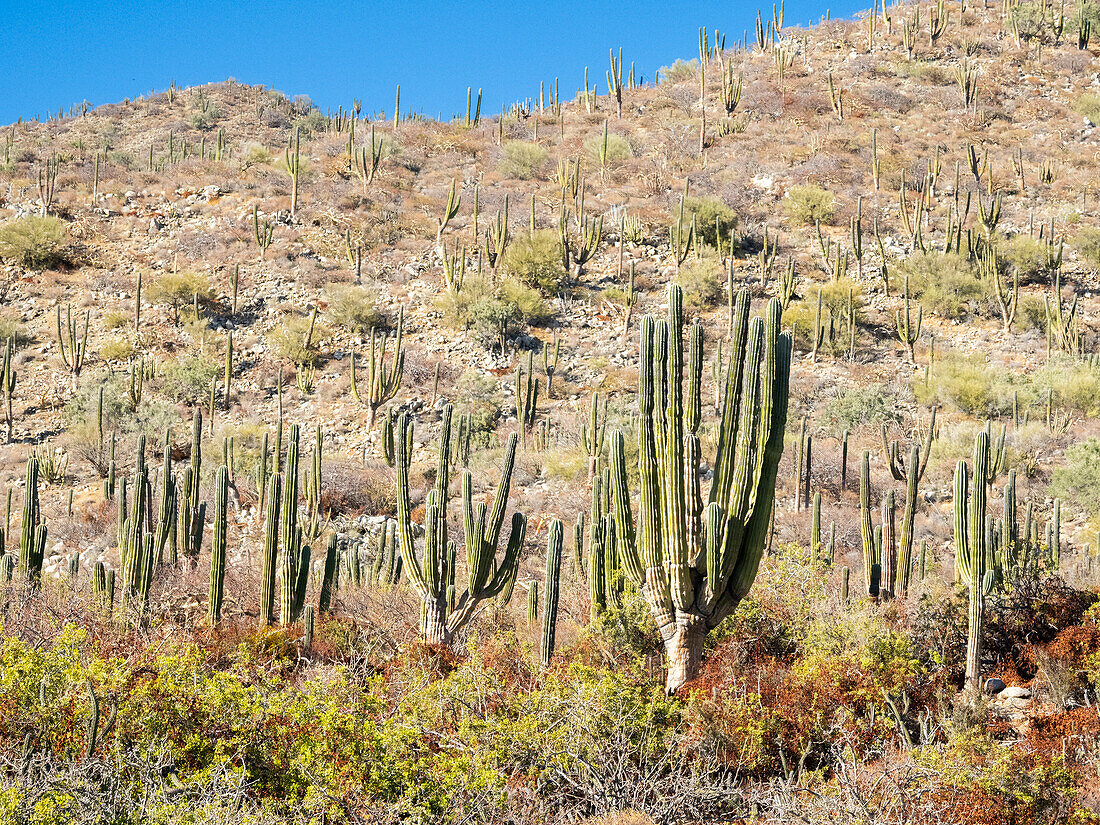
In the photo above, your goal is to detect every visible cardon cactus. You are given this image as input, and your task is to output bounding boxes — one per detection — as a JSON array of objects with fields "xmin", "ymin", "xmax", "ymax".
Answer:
[
  {"xmin": 395, "ymin": 405, "xmax": 527, "ymax": 646},
  {"xmin": 881, "ymin": 406, "xmax": 935, "ymax": 597},
  {"xmin": 608, "ymin": 285, "xmax": 791, "ymax": 692},
  {"xmin": 859, "ymin": 451, "xmax": 878, "ymax": 597},
  {"xmin": 17, "ymin": 458, "xmax": 45, "ymax": 583},
  {"xmin": 954, "ymin": 428, "xmax": 995, "ymax": 694},
  {"xmin": 259, "ymin": 472, "xmax": 281, "ymax": 625},
  {"xmin": 541, "ymin": 518, "xmax": 563, "ymax": 667},
  {"xmin": 279, "ymin": 425, "xmax": 311, "ymax": 625},
  {"xmin": 208, "ymin": 466, "xmax": 228, "ymax": 624}
]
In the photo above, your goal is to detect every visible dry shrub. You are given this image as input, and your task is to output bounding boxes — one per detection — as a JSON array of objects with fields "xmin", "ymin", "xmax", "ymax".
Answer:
[{"xmin": 322, "ymin": 459, "xmax": 396, "ymax": 518}]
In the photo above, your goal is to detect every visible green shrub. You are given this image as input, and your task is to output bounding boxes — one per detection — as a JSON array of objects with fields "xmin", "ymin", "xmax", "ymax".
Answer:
[
  {"xmin": 895, "ymin": 251, "xmax": 982, "ymax": 319},
  {"xmin": 499, "ymin": 277, "xmax": 553, "ymax": 326},
  {"xmin": 1073, "ymin": 227, "xmax": 1100, "ymax": 270},
  {"xmin": 819, "ymin": 384, "xmax": 900, "ymax": 435},
  {"xmin": 498, "ymin": 141, "xmax": 548, "ymax": 180},
  {"xmin": 503, "ymin": 230, "xmax": 567, "ymax": 292},
  {"xmin": 292, "ymin": 109, "xmax": 326, "ymax": 136},
  {"xmin": 147, "ymin": 271, "xmax": 215, "ymax": 322},
  {"xmin": 188, "ymin": 104, "xmax": 221, "ymax": 130},
  {"xmin": 0, "ymin": 316, "xmax": 31, "ymax": 347},
  {"xmin": 102, "ymin": 311, "xmax": 129, "ymax": 330},
  {"xmin": 1033, "ymin": 356, "xmax": 1100, "ymax": 415},
  {"xmin": 99, "ymin": 338, "xmax": 134, "ymax": 362},
  {"xmin": 682, "ymin": 196, "xmax": 738, "ymax": 248},
  {"xmin": 676, "ymin": 256, "xmax": 724, "ymax": 310},
  {"xmin": 1077, "ymin": 92, "xmax": 1100, "ymax": 125},
  {"xmin": 326, "ymin": 285, "xmax": 386, "ymax": 333},
  {"xmin": 1050, "ymin": 439, "xmax": 1100, "ymax": 519},
  {"xmin": 783, "ymin": 185, "xmax": 834, "ymax": 225},
  {"xmin": 914, "ymin": 354, "xmax": 1021, "ymax": 416},
  {"xmin": 0, "ymin": 215, "xmax": 70, "ymax": 270},
  {"xmin": 659, "ymin": 58, "xmax": 700, "ymax": 84},
  {"xmin": 270, "ymin": 314, "xmax": 330, "ymax": 366},
  {"xmin": 583, "ymin": 132, "xmax": 632, "ymax": 167},
  {"xmin": 159, "ymin": 354, "xmax": 220, "ymax": 403},
  {"xmin": 998, "ymin": 234, "xmax": 1052, "ymax": 283}
]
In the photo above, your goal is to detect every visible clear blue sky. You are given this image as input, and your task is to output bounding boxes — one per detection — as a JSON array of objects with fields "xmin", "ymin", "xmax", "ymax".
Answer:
[{"xmin": 1, "ymin": 1, "xmax": 865, "ymax": 124}]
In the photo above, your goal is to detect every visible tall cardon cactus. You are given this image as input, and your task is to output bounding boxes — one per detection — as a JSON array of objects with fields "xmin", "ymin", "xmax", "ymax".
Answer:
[
  {"xmin": 608, "ymin": 284, "xmax": 791, "ymax": 692},
  {"xmin": 396, "ymin": 405, "xmax": 527, "ymax": 646}
]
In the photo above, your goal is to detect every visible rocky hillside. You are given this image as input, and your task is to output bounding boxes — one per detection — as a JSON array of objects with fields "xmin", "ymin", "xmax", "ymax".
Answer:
[{"xmin": 4, "ymin": 1, "xmax": 1100, "ymax": 822}]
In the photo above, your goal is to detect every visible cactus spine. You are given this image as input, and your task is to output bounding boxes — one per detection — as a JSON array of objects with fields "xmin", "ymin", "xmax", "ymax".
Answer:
[{"xmin": 608, "ymin": 285, "xmax": 791, "ymax": 692}]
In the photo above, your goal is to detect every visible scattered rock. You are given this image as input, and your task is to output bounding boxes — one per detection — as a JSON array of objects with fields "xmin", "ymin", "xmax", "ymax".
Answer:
[{"xmin": 984, "ymin": 678, "xmax": 1007, "ymax": 695}]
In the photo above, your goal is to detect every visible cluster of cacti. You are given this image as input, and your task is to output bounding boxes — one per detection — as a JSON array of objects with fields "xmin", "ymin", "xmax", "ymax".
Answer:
[
  {"xmin": 277, "ymin": 425, "xmax": 311, "ymax": 626},
  {"xmin": 670, "ymin": 187, "xmax": 695, "ymax": 269},
  {"xmin": 894, "ymin": 275, "xmax": 922, "ymax": 364},
  {"xmin": 515, "ymin": 352, "xmax": 540, "ymax": 443},
  {"xmin": 559, "ymin": 187, "xmax": 601, "ymax": 276},
  {"xmin": 954, "ymin": 428, "xmax": 992, "ymax": 694},
  {"xmin": 354, "ymin": 124, "xmax": 383, "ymax": 195},
  {"xmin": 604, "ymin": 284, "xmax": 790, "ymax": 692},
  {"xmin": 582, "ymin": 392, "xmax": 606, "ymax": 480},
  {"xmin": 57, "ymin": 304, "xmax": 90, "ymax": 389},
  {"xmin": 16, "ymin": 458, "xmax": 46, "ymax": 583},
  {"xmin": 349, "ymin": 307, "xmax": 405, "ymax": 428},
  {"xmin": 881, "ymin": 406, "xmax": 936, "ymax": 598},
  {"xmin": 208, "ymin": 466, "xmax": 229, "ymax": 624}
]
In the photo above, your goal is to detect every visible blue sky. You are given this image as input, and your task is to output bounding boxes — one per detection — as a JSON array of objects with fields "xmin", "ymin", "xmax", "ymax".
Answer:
[{"xmin": 2, "ymin": 1, "xmax": 865, "ymax": 124}]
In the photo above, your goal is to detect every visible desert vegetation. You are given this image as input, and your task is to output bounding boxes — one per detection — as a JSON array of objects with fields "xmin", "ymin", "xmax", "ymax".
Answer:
[{"xmin": 2, "ymin": 1, "xmax": 1100, "ymax": 823}]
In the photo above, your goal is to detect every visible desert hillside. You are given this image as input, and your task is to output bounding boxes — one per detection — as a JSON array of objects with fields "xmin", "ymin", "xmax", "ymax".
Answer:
[{"xmin": 3, "ymin": 1, "xmax": 1100, "ymax": 823}]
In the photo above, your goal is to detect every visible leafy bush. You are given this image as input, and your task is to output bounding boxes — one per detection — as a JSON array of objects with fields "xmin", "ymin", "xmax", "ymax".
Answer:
[
  {"xmin": 326, "ymin": 285, "xmax": 386, "ymax": 333},
  {"xmin": 270, "ymin": 314, "xmax": 330, "ymax": 366},
  {"xmin": 659, "ymin": 58, "xmax": 700, "ymax": 84},
  {"xmin": 914, "ymin": 354, "xmax": 1020, "ymax": 416},
  {"xmin": 895, "ymin": 251, "xmax": 982, "ymax": 319},
  {"xmin": 158, "ymin": 353, "xmax": 221, "ymax": 403},
  {"xmin": 818, "ymin": 384, "xmax": 900, "ymax": 434},
  {"xmin": 292, "ymin": 108, "xmax": 326, "ymax": 136},
  {"xmin": 147, "ymin": 271, "xmax": 215, "ymax": 322},
  {"xmin": 446, "ymin": 275, "xmax": 552, "ymax": 351},
  {"xmin": 1077, "ymin": 92, "xmax": 1100, "ymax": 125},
  {"xmin": 783, "ymin": 185, "xmax": 834, "ymax": 225},
  {"xmin": 998, "ymin": 234, "xmax": 1053, "ymax": 283},
  {"xmin": 681, "ymin": 196, "xmax": 737, "ymax": 248},
  {"xmin": 498, "ymin": 141, "xmax": 548, "ymax": 180},
  {"xmin": 503, "ymin": 230, "xmax": 567, "ymax": 293},
  {"xmin": 1050, "ymin": 439, "xmax": 1100, "ymax": 518},
  {"xmin": 0, "ymin": 316, "xmax": 31, "ymax": 347},
  {"xmin": 1073, "ymin": 227, "xmax": 1100, "ymax": 270},
  {"xmin": 676, "ymin": 255, "xmax": 724, "ymax": 311},
  {"xmin": 0, "ymin": 215, "xmax": 70, "ymax": 270},
  {"xmin": 188, "ymin": 104, "xmax": 221, "ymax": 130},
  {"xmin": 1033, "ymin": 356, "xmax": 1100, "ymax": 415},
  {"xmin": 99, "ymin": 338, "xmax": 134, "ymax": 362},
  {"xmin": 583, "ymin": 132, "xmax": 632, "ymax": 167}
]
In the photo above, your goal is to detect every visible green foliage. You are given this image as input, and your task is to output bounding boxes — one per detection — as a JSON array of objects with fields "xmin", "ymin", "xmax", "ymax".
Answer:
[
  {"xmin": 158, "ymin": 354, "xmax": 220, "ymax": 403},
  {"xmin": 1049, "ymin": 439, "xmax": 1100, "ymax": 519},
  {"xmin": 583, "ymin": 132, "xmax": 632, "ymax": 166},
  {"xmin": 895, "ymin": 251, "xmax": 982, "ymax": 319},
  {"xmin": 1077, "ymin": 92, "xmax": 1100, "ymax": 125},
  {"xmin": 498, "ymin": 141, "xmax": 549, "ymax": 180},
  {"xmin": 1033, "ymin": 355, "xmax": 1100, "ymax": 415},
  {"xmin": 325, "ymin": 285, "xmax": 386, "ymax": 333},
  {"xmin": 187, "ymin": 104, "xmax": 221, "ymax": 130},
  {"xmin": 147, "ymin": 271, "xmax": 215, "ymax": 321},
  {"xmin": 64, "ymin": 373, "xmax": 178, "ymax": 437},
  {"xmin": 1073, "ymin": 226, "xmax": 1100, "ymax": 270},
  {"xmin": 675, "ymin": 255, "xmax": 724, "ymax": 310},
  {"xmin": 98, "ymin": 338, "xmax": 134, "ymax": 362},
  {"xmin": 998, "ymin": 234, "xmax": 1051, "ymax": 283},
  {"xmin": 783, "ymin": 278, "xmax": 863, "ymax": 354},
  {"xmin": 502, "ymin": 230, "xmax": 567, "ymax": 293},
  {"xmin": 0, "ymin": 216, "xmax": 70, "ymax": 270},
  {"xmin": 659, "ymin": 58, "xmax": 700, "ymax": 83},
  {"xmin": 270, "ymin": 315, "xmax": 330, "ymax": 366},
  {"xmin": 818, "ymin": 384, "xmax": 900, "ymax": 435},
  {"xmin": 0, "ymin": 316, "xmax": 31, "ymax": 347},
  {"xmin": 783, "ymin": 185, "xmax": 835, "ymax": 225},
  {"xmin": 445, "ymin": 276, "xmax": 554, "ymax": 350},
  {"xmin": 681, "ymin": 196, "xmax": 738, "ymax": 248},
  {"xmin": 915, "ymin": 354, "xmax": 1021, "ymax": 416},
  {"xmin": 292, "ymin": 109, "xmax": 326, "ymax": 136}
]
